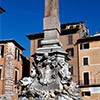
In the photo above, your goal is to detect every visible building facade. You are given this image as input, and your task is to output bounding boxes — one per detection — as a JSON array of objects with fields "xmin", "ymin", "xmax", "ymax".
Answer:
[
  {"xmin": 0, "ymin": 40, "xmax": 25, "ymax": 99},
  {"xmin": 77, "ymin": 33, "xmax": 100, "ymax": 100},
  {"xmin": 60, "ymin": 22, "xmax": 88, "ymax": 83}
]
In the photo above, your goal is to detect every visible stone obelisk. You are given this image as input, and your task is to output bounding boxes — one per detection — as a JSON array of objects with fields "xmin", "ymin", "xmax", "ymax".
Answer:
[
  {"xmin": 44, "ymin": 0, "xmax": 60, "ymax": 39},
  {"xmin": 37, "ymin": 0, "xmax": 63, "ymax": 53}
]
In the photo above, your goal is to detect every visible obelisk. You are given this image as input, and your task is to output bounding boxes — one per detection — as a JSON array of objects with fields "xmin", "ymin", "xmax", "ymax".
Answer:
[
  {"xmin": 37, "ymin": 0, "xmax": 63, "ymax": 53},
  {"xmin": 44, "ymin": 0, "xmax": 60, "ymax": 40}
]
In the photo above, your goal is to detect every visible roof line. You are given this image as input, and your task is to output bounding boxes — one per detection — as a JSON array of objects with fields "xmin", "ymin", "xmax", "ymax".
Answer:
[{"xmin": 0, "ymin": 39, "xmax": 25, "ymax": 50}]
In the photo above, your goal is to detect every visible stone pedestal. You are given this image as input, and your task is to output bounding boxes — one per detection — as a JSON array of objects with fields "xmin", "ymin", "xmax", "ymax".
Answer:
[{"xmin": 18, "ymin": 50, "xmax": 81, "ymax": 100}]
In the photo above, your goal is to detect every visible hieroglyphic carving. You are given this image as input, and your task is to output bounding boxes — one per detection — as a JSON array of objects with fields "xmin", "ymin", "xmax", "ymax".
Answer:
[{"xmin": 45, "ymin": 0, "xmax": 59, "ymax": 17}]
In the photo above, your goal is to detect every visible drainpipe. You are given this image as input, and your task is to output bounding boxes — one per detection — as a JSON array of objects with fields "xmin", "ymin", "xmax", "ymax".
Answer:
[{"xmin": 77, "ymin": 43, "xmax": 80, "ymax": 85}]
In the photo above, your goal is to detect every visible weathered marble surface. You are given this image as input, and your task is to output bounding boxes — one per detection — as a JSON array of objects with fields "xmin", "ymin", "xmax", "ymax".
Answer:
[
  {"xmin": 44, "ymin": 0, "xmax": 60, "ymax": 39},
  {"xmin": 18, "ymin": 52, "xmax": 81, "ymax": 100},
  {"xmin": 45, "ymin": 0, "xmax": 59, "ymax": 17}
]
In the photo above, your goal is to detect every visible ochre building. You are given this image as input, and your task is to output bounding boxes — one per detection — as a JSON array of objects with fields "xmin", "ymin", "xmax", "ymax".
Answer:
[
  {"xmin": 77, "ymin": 33, "xmax": 100, "ymax": 100},
  {"xmin": 0, "ymin": 39, "xmax": 25, "ymax": 99}
]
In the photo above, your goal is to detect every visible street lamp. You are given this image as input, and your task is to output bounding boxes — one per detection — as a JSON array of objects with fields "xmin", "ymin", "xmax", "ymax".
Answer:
[{"xmin": 0, "ymin": 7, "xmax": 5, "ymax": 14}]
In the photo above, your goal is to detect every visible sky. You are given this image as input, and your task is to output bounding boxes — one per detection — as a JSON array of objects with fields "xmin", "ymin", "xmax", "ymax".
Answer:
[{"xmin": 0, "ymin": 0, "xmax": 100, "ymax": 56}]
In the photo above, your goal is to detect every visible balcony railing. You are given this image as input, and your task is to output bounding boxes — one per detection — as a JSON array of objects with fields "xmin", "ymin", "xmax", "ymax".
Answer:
[{"xmin": 80, "ymin": 79, "xmax": 100, "ymax": 86}]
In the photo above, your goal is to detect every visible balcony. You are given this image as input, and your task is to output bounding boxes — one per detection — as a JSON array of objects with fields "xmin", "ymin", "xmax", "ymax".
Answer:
[{"xmin": 79, "ymin": 79, "xmax": 100, "ymax": 87}]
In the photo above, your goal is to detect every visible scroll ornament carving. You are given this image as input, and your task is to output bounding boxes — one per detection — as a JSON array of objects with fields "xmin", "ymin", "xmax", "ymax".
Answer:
[{"xmin": 18, "ymin": 53, "xmax": 81, "ymax": 100}]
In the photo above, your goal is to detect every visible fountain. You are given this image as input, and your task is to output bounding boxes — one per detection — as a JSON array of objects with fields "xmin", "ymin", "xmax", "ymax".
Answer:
[{"xmin": 18, "ymin": 0, "xmax": 81, "ymax": 100}]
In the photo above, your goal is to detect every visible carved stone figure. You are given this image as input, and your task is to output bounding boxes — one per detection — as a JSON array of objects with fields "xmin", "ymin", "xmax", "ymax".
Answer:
[{"xmin": 18, "ymin": 53, "xmax": 81, "ymax": 100}]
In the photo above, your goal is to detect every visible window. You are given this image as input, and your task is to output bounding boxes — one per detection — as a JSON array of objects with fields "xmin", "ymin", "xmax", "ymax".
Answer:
[
  {"xmin": 69, "ymin": 66, "xmax": 74, "ymax": 75},
  {"xmin": 83, "ymin": 57, "xmax": 89, "ymax": 65},
  {"xmin": 0, "ymin": 67, "xmax": 2, "ymax": 79},
  {"xmin": 82, "ymin": 91, "xmax": 91, "ymax": 96},
  {"xmin": 0, "ymin": 45, "xmax": 4, "ymax": 58},
  {"xmin": 15, "ymin": 48, "xmax": 20, "ymax": 61},
  {"xmin": 68, "ymin": 35, "xmax": 73, "ymax": 45},
  {"xmin": 38, "ymin": 39, "xmax": 43, "ymax": 47},
  {"xmin": 83, "ymin": 72, "xmax": 89, "ymax": 85},
  {"xmin": 14, "ymin": 85, "xmax": 18, "ymax": 94},
  {"xmin": 80, "ymin": 43, "xmax": 89, "ymax": 50},
  {"xmin": 66, "ymin": 48, "xmax": 74, "ymax": 57},
  {"xmin": 15, "ymin": 69, "xmax": 19, "ymax": 84}
]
